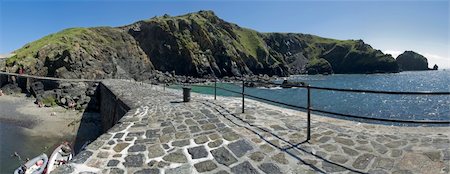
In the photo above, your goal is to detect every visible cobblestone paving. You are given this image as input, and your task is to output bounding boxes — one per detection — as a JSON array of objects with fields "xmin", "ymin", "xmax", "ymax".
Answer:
[{"xmin": 55, "ymin": 80, "xmax": 450, "ymax": 174}]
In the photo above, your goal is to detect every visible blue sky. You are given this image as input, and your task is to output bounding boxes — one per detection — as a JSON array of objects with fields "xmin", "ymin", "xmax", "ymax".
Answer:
[{"xmin": 1, "ymin": 0, "xmax": 449, "ymax": 68}]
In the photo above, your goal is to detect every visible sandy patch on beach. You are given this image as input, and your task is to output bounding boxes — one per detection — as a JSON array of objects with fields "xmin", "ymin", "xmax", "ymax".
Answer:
[{"xmin": 0, "ymin": 95, "xmax": 85, "ymax": 138}]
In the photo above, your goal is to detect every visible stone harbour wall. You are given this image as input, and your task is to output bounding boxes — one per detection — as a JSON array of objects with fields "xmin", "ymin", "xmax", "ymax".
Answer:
[
  {"xmin": 53, "ymin": 79, "xmax": 450, "ymax": 174},
  {"xmin": 99, "ymin": 83, "xmax": 130, "ymax": 132}
]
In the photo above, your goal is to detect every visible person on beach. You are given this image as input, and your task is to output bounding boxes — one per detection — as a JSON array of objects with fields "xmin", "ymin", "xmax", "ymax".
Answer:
[{"xmin": 19, "ymin": 66, "xmax": 24, "ymax": 75}]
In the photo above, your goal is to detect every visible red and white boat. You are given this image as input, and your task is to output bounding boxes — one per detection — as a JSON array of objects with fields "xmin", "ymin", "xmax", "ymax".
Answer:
[{"xmin": 45, "ymin": 142, "xmax": 73, "ymax": 174}]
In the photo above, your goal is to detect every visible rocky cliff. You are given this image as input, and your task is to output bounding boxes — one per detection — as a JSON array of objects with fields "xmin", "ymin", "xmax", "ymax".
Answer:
[
  {"xmin": 396, "ymin": 51, "xmax": 435, "ymax": 71},
  {"xmin": 4, "ymin": 10, "xmax": 401, "ymax": 79}
]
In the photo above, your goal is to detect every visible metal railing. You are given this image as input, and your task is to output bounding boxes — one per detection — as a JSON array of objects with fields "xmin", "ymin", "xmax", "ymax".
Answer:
[
  {"xmin": 184, "ymin": 79, "xmax": 450, "ymax": 142},
  {"xmin": 0, "ymin": 71, "xmax": 100, "ymax": 82}
]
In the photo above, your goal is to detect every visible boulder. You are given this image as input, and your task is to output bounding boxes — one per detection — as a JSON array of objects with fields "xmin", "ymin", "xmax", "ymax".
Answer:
[
  {"xmin": 396, "ymin": 51, "xmax": 431, "ymax": 71},
  {"xmin": 1, "ymin": 83, "xmax": 22, "ymax": 95}
]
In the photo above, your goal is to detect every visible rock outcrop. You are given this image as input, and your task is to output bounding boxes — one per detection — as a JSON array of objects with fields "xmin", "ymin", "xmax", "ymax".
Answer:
[
  {"xmin": 396, "ymin": 51, "xmax": 431, "ymax": 71},
  {"xmin": 5, "ymin": 27, "xmax": 154, "ymax": 80},
  {"xmin": 4, "ymin": 10, "xmax": 401, "ymax": 79},
  {"xmin": 305, "ymin": 58, "xmax": 333, "ymax": 75}
]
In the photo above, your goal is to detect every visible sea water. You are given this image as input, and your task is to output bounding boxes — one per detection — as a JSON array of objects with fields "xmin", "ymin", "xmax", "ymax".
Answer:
[
  {"xmin": 188, "ymin": 70, "xmax": 450, "ymax": 125},
  {"xmin": 0, "ymin": 122, "xmax": 61, "ymax": 172}
]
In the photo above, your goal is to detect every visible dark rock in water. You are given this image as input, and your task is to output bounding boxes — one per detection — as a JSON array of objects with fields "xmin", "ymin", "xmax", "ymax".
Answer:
[
  {"xmin": 433, "ymin": 64, "xmax": 438, "ymax": 70},
  {"xmin": 280, "ymin": 80, "xmax": 306, "ymax": 88},
  {"xmin": 396, "ymin": 51, "xmax": 431, "ymax": 71},
  {"xmin": 1, "ymin": 83, "xmax": 22, "ymax": 95}
]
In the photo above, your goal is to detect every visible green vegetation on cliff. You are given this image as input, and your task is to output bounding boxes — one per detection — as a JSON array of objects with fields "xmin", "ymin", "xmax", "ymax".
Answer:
[
  {"xmin": 305, "ymin": 58, "xmax": 333, "ymax": 75},
  {"xmin": 6, "ymin": 10, "xmax": 402, "ymax": 78}
]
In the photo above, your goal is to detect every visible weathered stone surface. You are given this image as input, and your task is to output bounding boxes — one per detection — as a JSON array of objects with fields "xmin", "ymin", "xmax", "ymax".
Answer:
[
  {"xmin": 352, "ymin": 153, "xmax": 375, "ymax": 170},
  {"xmin": 189, "ymin": 126, "xmax": 201, "ymax": 133},
  {"xmin": 114, "ymin": 133, "xmax": 125, "ymax": 139},
  {"xmin": 162, "ymin": 126, "xmax": 176, "ymax": 134},
  {"xmin": 146, "ymin": 129, "xmax": 160, "ymax": 138},
  {"xmin": 385, "ymin": 141, "xmax": 406, "ymax": 148},
  {"xmin": 71, "ymin": 150, "xmax": 93, "ymax": 164},
  {"xmin": 172, "ymin": 139, "xmax": 190, "ymax": 147},
  {"xmin": 157, "ymin": 161, "xmax": 170, "ymax": 168},
  {"xmin": 201, "ymin": 123, "xmax": 217, "ymax": 130},
  {"xmin": 423, "ymin": 151, "xmax": 441, "ymax": 161},
  {"xmin": 165, "ymin": 164, "xmax": 192, "ymax": 174},
  {"xmin": 148, "ymin": 144, "xmax": 165, "ymax": 158},
  {"xmin": 249, "ymin": 152, "xmax": 265, "ymax": 162},
  {"xmin": 223, "ymin": 132, "xmax": 240, "ymax": 141},
  {"xmin": 107, "ymin": 160, "xmax": 120, "ymax": 167},
  {"xmin": 128, "ymin": 144, "xmax": 146, "ymax": 152},
  {"xmin": 63, "ymin": 80, "xmax": 450, "ymax": 174},
  {"xmin": 368, "ymin": 169, "xmax": 389, "ymax": 174},
  {"xmin": 113, "ymin": 143, "xmax": 130, "ymax": 153},
  {"xmin": 134, "ymin": 168, "xmax": 160, "ymax": 174},
  {"xmin": 188, "ymin": 146, "xmax": 209, "ymax": 159},
  {"xmin": 208, "ymin": 139, "xmax": 223, "ymax": 148},
  {"xmin": 372, "ymin": 157, "xmax": 395, "ymax": 170},
  {"xmin": 194, "ymin": 160, "xmax": 218, "ymax": 172},
  {"xmin": 159, "ymin": 134, "xmax": 173, "ymax": 144},
  {"xmin": 163, "ymin": 150, "xmax": 188, "ymax": 163},
  {"xmin": 231, "ymin": 161, "xmax": 260, "ymax": 174},
  {"xmin": 109, "ymin": 168, "xmax": 125, "ymax": 174},
  {"xmin": 51, "ymin": 164, "xmax": 75, "ymax": 174},
  {"xmin": 334, "ymin": 137, "xmax": 355, "ymax": 146},
  {"xmin": 211, "ymin": 147, "xmax": 238, "ymax": 166},
  {"xmin": 124, "ymin": 154, "xmax": 144, "ymax": 167},
  {"xmin": 329, "ymin": 154, "xmax": 349, "ymax": 164},
  {"xmin": 397, "ymin": 152, "xmax": 444, "ymax": 173},
  {"xmin": 194, "ymin": 136, "xmax": 209, "ymax": 144},
  {"xmin": 390, "ymin": 149, "xmax": 402, "ymax": 157},
  {"xmin": 175, "ymin": 131, "xmax": 190, "ymax": 139},
  {"xmin": 342, "ymin": 146, "xmax": 359, "ymax": 156},
  {"xmin": 260, "ymin": 144, "xmax": 275, "ymax": 153},
  {"xmin": 97, "ymin": 151, "xmax": 109, "ymax": 158},
  {"xmin": 371, "ymin": 141, "xmax": 388, "ymax": 154},
  {"xmin": 319, "ymin": 144, "xmax": 338, "ymax": 152},
  {"xmin": 317, "ymin": 136, "xmax": 331, "ymax": 143},
  {"xmin": 128, "ymin": 131, "xmax": 145, "ymax": 137},
  {"xmin": 355, "ymin": 145, "xmax": 374, "ymax": 152},
  {"xmin": 322, "ymin": 161, "xmax": 347, "ymax": 173},
  {"xmin": 227, "ymin": 139, "xmax": 253, "ymax": 157},
  {"xmin": 258, "ymin": 163, "xmax": 282, "ymax": 174},
  {"xmin": 392, "ymin": 170, "xmax": 413, "ymax": 174},
  {"xmin": 215, "ymin": 170, "xmax": 230, "ymax": 174},
  {"xmin": 272, "ymin": 153, "xmax": 289, "ymax": 165}
]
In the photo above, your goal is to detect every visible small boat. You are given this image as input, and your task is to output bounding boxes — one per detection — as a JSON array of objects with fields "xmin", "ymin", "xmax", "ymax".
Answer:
[
  {"xmin": 45, "ymin": 143, "xmax": 73, "ymax": 174},
  {"xmin": 14, "ymin": 153, "xmax": 48, "ymax": 174}
]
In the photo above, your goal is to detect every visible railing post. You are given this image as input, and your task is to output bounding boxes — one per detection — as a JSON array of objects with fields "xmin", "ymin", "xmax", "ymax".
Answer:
[
  {"xmin": 214, "ymin": 79, "xmax": 217, "ymax": 100},
  {"xmin": 307, "ymin": 85, "xmax": 311, "ymax": 142},
  {"xmin": 242, "ymin": 78, "xmax": 245, "ymax": 113}
]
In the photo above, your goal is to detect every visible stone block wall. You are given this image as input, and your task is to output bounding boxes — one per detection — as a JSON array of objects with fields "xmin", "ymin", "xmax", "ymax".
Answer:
[{"xmin": 99, "ymin": 82, "xmax": 130, "ymax": 132}]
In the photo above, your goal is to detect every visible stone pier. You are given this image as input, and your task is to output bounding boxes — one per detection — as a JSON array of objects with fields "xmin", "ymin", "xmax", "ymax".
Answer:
[{"xmin": 54, "ymin": 79, "xmax": 450, "ymax": 174}]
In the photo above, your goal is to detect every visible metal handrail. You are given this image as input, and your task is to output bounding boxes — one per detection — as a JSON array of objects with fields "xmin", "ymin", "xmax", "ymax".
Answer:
[
  {"xmin": 0, "ymin": 71, "xmax": 101, "ymax": 82},
  {"xmin": 244, "ymin": 80, "xmax": 450, "ymax": 95},
  {"xmin": 180, "ymin": 79, "xmax": 450, "ymax": 141}
]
